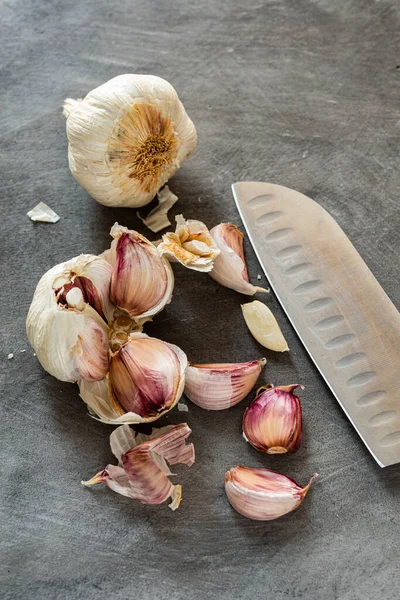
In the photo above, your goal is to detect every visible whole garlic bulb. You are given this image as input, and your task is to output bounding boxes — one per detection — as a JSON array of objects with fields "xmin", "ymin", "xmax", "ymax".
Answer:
[{"xmin": 63, "ymin": 74, "xmax": 197, "ymax": 207}]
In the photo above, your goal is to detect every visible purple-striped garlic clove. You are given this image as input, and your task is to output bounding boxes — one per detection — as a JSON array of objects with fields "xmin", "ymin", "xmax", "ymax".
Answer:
[
  {"xmin": 157, "ymin": 215, "xmax": 220, "ymax": 272},
  {"xmin": 108, "ymin": 332, "xmax": 187, "ymax": 420},
  {"xmin": 26, "ymin": 255, "xmax": 111, "ymax": 382},
  {"xmin": 82, "ymin": 423, "xmax": 195, "ymax": 510},
  {"xmin": 184, "ymin": 359, "xmax": 266, "ymax": 410},
  {"xmin": 106, "ymin": 223, "xmax": 174, "ymax": 320},
  {"xmin": 243, "ymin": 385, "xmax": 303, "ymax": 454},
  {"xmin": 209, "ymin": 223, "xmax": 268, "ymax": 295},
  {"xmin": 225, "ymin": 465, "xmax": 317, "ymax": 521}
]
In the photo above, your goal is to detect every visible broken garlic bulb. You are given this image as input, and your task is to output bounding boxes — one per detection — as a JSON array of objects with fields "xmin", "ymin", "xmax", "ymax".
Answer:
[
  {"xmin": 209, "ymin": 223, "xmax": 268, "ymax": 295},
  {"xmin": 79, "ymin": 333, "xmax": 187, "ymax": 424},
  {"xmin": 63, "ymin": 74, "xmax": 197, "ymax": 207},
  {"xmin": 26, "ymin": 254, "xmax": 113, "ymax": 382},
  {"xmin": 184, "ymin": 359, "xmax": 266, "ymax": 410},
  {"xmin": 27, "ymin": 224, "xmax": 187, "ymax": 424},
  {"xmin": 157, "ymin": 215, "xmax": 220, "ymax": 272},
  {"xmin": 243, "ymin": 385, "xmax": 303, "ymax": 454},
  {"xmin": 225, "ymin": 466, "xmax": 317, "ymax": 521},
  {"xmin": 242, "ymin": 300, "xmax": 289, "ymax": 352},
  {"xmin": 82, "ymin": 423, "xmax": 195, "ymax": 510}
]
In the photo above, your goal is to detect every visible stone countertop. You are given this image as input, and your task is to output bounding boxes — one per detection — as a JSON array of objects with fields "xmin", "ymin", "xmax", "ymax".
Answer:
[{"xmin": 1, "ymin": 0, "xmax": 400, "ymax": 598}]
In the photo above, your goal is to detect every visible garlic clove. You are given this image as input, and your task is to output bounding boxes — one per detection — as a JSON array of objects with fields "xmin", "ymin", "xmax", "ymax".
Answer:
[
  {"xmin": 242, "ymin": 300, "xmax": 289, "ymax": 352},
  {"xmin": 184, "ymin": 359, "xmax": 266, "ymax": 410},
  {"xmin": 225, "ymin": 466, "xmax": 317, "ymax": 521},
  {"xmin": 64, "ymin": 74, "xmax": 197, "ymax": 208},
  {"xmin": 80, "ymin": 333, "xmax": 187, "ymax": 424},
  {"xmin": 158, "ymin": 215, "xmax": 220, "ymax": 272},
  {"xmin": 109, "ymin": 334, "xmax": 182, "ymax": 417},
  {"xmin": 209, "ymin": 223, "xmax": 268, "ymax": 295},
  {"xmin": 107, "ymin": 223, "xmax": 174, "ymax": 319},
  {"xmin": 243, "ymin": 384, "xmax": 303, "ymax": 454},
  {"xmin": 27, "ymin": 255, "xmax": 111, "ymax": 382},
  {"xmin": 82, "ymin": 423, "xmax": 195, "ymax": 510}
]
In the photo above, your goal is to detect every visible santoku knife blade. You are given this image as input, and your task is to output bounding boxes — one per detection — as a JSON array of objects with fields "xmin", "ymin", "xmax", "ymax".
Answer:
[{"xmin": 232, "ymin": 181, "xmax": 400, "ymax": 467}]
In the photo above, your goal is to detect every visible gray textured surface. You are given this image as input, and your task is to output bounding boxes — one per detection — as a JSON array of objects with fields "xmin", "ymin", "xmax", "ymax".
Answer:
[{"xmin": 1, "ymin": 0, "xmax": 400, "ymax": 598}]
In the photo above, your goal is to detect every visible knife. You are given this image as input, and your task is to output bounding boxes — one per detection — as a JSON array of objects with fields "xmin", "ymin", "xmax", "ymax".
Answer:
[{"xmin": 232, "ymin": 181, "xmax": 400, "ymax": 467}]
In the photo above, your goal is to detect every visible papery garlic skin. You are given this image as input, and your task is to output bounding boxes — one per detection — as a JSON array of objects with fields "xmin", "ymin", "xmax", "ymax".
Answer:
[
  {"xmin": 64, "ymin": 75, "xmax": 197, "ymax": 208},
  {"xmin": 225, "ymin": 466, "xmax": 317, "ymax": 521},
  {"xmin": 242, "ymin": 300, "xmax": 289, "ymax": 352},
  {"xmin": 158, "ymin": 215, "xmax": 220, "ymax": 272},
  {"xmin": 105, "ymin": 223, "xmax": 173, "ymax": 320},
  {"xmin": 184, "ymin": 359, "xmax": 266, "ymax": 410},
  {"xmin": 80, "ymin": 333, "xmax": 188, "ymax": 424},
  {"xmin": 26, "ymin": 255, "xmax": 112, "ymax": 382},
  {"xmin": 243, "ymin": 385, "xmax": 302, "ymax": 454},
  {"xmin": 209, "ymin": 224, "xmax": 268, "ymax": 295},
  {"xmin": 82, "ymin": 423, "xmax": 195, "ymax": 510}
]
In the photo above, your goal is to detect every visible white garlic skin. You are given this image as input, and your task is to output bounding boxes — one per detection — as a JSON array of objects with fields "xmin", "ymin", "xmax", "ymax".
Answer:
[{"xmin": 64, "ymin": 74, "xmax": 197, "ymax": 208}]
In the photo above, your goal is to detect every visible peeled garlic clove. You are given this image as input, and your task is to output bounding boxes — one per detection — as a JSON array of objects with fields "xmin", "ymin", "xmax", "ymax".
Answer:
[
  {"xmin": 107, "ymin": 223, "xmax": 174, "ymax": 319},
  {"xmin": 64, "ymin": 74, "xmax": 197, "ymax": 208},
  {"xmin": 79, "ymin": 332, "xmax": 187, "ymax": 423},
  {"xmin": 27, "ymin": 255, "xmax": 111, "ymax": 382},
  {"xmin": 158, "ymin": 215, "xmax": 220, "ymax": 272},
  {"xmin": 243, "ymin": 384, "xmax": 302, "ymax": 454},
  {"xmin": 82, "ymin": 423, "xmax": 195, "ymax": 510},
  {"xmin": 184, "ymin": 359, "xmax": 266, "ymax": 410},
  {"xmin": 209, "ymin": 223, "xmax": 268, "ymax": 295},
  {"xmin": 225, "ymin": 466, "xmax": 317, "ymax": 521},
  {"xmin": 242, "ymin": 300, "xmax": 289, "ymax": 352}
]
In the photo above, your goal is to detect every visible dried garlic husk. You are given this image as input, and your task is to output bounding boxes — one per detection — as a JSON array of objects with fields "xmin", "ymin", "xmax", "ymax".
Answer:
[
  {"xmin": 242, "ymin": 300, "xmax": 289, "ymax": 352},
  {"xmin": 104, "ymin": 223, "xmax": 173, "ymax": 320},
  {"xmin": 79, "ymin": 332, "xmax": 187, "ymax": 424},
  {"xmin": 157, "ymin": 215, "xmax": 220, "ymax": 272},
  {"xmin": 225, "ymin": 466, "xmax": 317, "ymax": 521},
  {"xmin": 243, "ymin": 385, "xmax": 302, "ymax": 454},
  {"xmin": 184, "ymin": 359, "xmax": 266, "ymax": 410},
  {"xmin": 26, "ymin": 255, "xmax": 113, "ymax": 382},
  {"xmin": 64, "ymin": 75, "xmax": 197, "ymax": 207},
  {"xmin": 137, "ymin": 185, "xmax": 178, "ymax": 233},
  {"xmin": 82, "ymin": 423, "xmax": 195, "ymax": 510},
  {"xmin": 209, "ymin": 224, "xmax": 268, "ymax": 295},
  {"xmin": 27, "ymin": 202, "xmax": 60, "ymax": 223}
]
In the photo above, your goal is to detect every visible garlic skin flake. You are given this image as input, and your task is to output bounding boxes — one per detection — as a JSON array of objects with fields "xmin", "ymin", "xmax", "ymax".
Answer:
[
  {"xmin": 105, "ymin": 223, "xmax": 173, "ymax": 320},
  {"xmin": 158, "ymin": 215, "xmax": 220, "ymax": 272},
  {"xmin": 184, "ymin": 359, "xmax": 266, "ymax": 410},
  {"xmin": 209, "ymin": 224, "xmax": 268, "ymax": 295},
  {"xmin": 243, "ymin": 385, "xmax": 303, "ymax": 454},
  {"xmin": 79, "ymin": 333, "xmax": 187, "ymax": 424},
  {"xmin": 82, "ymin": 423, "xmax": 195, "ymax": 510},
  {"xmin": 26, "ymin": 255, "xmax": 112, "ymax": 382},
  {"xmin": 225, "ymin": 466, "xmax": 317, "ymax": 521},
  {"xmin": 27, "ymin": 201, "xmax": 60, "ymax": 223},
  {"xmin": 242, "ymin": 300, "xmax": 289, "ymax": 352},
  {"xmin": 64, "ymin": 74, "xmax": 197, "ymax": 208},
  {"xmin": 137, "ymin": 185, "xmax": 178, "ymax": 233}
]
